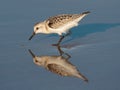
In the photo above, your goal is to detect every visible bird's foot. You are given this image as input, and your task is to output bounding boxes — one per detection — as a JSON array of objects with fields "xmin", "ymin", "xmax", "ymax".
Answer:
[{"xmin": 52, "ymin": 43, "xmax": 60, "ymax": 46}]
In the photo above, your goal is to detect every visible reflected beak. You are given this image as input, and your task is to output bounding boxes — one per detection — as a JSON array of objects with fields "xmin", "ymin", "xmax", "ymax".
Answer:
[
  {"xmin": 29, "ymin": 32, "xmax": 35, "ymax": 40},
  {"xmin": 28, "ymin": 49, "xmax": 35, "ymax": 58}
]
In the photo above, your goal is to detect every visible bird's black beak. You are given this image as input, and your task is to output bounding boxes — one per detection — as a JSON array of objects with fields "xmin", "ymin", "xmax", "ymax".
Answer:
[
  {"xmin": 29, "ymin": 32, "xmax": 35, "ymax": 40},
  {"xmin": 28, "ymin": 49, "xmax": 35, "ymax": 58}
]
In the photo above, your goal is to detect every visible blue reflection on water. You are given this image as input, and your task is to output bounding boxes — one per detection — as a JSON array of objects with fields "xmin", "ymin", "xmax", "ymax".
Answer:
[{"xmin": 48, "ymin": 23, "xmax": 120, "ymax": 43}]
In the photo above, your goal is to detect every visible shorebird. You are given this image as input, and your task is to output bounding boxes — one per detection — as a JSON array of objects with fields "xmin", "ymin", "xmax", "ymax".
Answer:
[
  {"xmin": 29, "ymin": 11, "xmax": 90, "ymax": 45},
  {"xmin": 28, "ymin": 49, "xmax": 88, "ymax": 82}
]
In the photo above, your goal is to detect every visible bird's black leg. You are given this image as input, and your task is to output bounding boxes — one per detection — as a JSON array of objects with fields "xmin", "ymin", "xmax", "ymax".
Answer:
[
  {"xmin": 58, "ymin": 35, "xmax": 65, "ymax": 44},
  {"xmin": 52, "ymin": 31, "xmax": 71, "ymax": 46},
  {"xmin": 52, "ymin": 35, "xmax": 65, "ymax": 46}
]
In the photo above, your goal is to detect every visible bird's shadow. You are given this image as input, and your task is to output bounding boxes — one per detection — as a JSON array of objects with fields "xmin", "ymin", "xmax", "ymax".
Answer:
[
  {"xmin": 48, "ymin": 23, "xmax": 120, "ymax": 43},
  {"xmin": 66, "ymin": 23, "xmax": 120, "ymax": 42}
]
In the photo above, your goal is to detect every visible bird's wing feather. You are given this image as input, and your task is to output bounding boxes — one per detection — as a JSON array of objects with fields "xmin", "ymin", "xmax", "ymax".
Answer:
[
  {"xmin": 47, "ymin": 63, "xmax": 70, "ymax": 76},
  {"xmin": 46, "ymin": 14, "xmax": 79, "ymax": 29}
]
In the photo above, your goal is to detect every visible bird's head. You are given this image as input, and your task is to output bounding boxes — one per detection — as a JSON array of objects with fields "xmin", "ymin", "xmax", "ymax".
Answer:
[
  {"xmin": 29, "ymin": 22, "xmax": 45, "ymax": 40},
  {"xmin": 28, "ymin": 49, "xmax": 46, "ymax": 66},
  {"xmin": 33, "ymin": 57, "xmax": 45, "ymax": 67}
]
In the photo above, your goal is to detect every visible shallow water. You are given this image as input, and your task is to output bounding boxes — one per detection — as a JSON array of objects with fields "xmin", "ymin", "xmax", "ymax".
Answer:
[{"xmin": 0, "ymin": 0, "xmax": 120, "ymax": 90}]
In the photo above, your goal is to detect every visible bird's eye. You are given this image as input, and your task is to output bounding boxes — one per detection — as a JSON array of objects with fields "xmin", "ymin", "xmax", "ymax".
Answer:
[
  {"xmin": 36, "ymin": 27, "xmax": 39, "ymax": 30},
  {"xmin": 35, "ymin": 60, "xmax": 38, "ymax": 63}
]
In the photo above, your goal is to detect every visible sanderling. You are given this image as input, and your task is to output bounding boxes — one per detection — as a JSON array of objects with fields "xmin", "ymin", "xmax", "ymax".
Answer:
[
  {"xmin": 28, "ymin": 49, "xmax": 88, "ymax": 82},
  {"xmin": 29, "ymin": 11, "xmax": 90, "ymax": 45}
]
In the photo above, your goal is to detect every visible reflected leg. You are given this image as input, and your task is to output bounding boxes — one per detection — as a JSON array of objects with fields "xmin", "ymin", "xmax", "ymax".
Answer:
[{"xmin": 56, "ymin": 45, "xmax": 71, "ymax": 59}]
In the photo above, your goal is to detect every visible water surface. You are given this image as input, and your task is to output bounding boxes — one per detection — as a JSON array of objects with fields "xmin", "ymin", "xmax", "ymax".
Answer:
[{"xmin": 0, "ymin": 0, "xmax": 120, "ymax": 90}]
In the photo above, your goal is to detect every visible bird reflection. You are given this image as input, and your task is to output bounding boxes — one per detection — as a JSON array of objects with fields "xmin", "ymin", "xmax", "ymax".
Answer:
[{"xmin": 28, "ymin": 45, "xmax": 88, "ymax": 82}]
